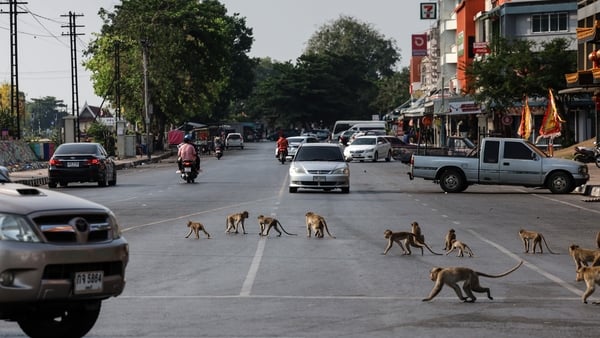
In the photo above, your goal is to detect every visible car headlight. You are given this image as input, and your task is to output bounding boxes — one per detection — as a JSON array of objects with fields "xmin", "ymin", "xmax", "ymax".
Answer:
[
  {"xmin": 108, "ymin": 211, "xmax": 123, "ymax": 239},
  {"xmin": 290, "ymin": 165, "xmax": 307, "ymax": 174},
  {"xmin": 331, "ymin": 167, "xmax": 349, "ymax": 175},
  {"xmin": 0, "ymin": 213, "xmax": 41, "ymax": 242}
]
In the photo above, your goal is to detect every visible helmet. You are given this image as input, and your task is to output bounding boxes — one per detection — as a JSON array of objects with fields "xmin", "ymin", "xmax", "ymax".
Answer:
[{"xmin": 184, "ymin": 134, "xmax": 192, "ymax": 143}]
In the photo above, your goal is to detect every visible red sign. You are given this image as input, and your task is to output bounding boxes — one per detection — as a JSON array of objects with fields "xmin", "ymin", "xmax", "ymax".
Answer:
[
  {"xmin": 412, "ymin": 34, "xmax": 428, "ymax": 57},
  {"xmin": 473, "ymin": 41, "xmax": 490, "ymax": 54}
]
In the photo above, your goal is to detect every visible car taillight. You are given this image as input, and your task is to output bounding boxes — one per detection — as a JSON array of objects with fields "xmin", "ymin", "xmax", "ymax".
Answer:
[
  {"xmin": 49, "ymin": 158, "xmax": 61, "ymax": 166},
  {"xmin": 87, "ymin": 158, "xmax": 101, "ymax": 165}
]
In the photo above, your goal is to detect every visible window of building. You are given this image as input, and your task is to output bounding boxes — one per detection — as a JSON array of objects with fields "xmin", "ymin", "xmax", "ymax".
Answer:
[{"xmin": 532, "ymin": 13, "xmax": 568, "ymax": 33}]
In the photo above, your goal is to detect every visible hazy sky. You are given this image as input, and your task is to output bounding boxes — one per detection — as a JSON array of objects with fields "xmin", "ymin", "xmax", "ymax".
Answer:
[{"xmin": 0, "ymin": 0, "xmax": 433, "ymax": 111}]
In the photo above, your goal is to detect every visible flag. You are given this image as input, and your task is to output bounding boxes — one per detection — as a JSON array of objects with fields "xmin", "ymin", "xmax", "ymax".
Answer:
[
  {"xmin": 517, "ymin": 96, "xmax": 532, "ymax": 140},
  {"xmin": 538, "ymin": 89, "xmax": 565, "ymax": 139}
]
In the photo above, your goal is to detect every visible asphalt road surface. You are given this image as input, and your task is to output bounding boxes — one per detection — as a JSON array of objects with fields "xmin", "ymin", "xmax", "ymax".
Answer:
[{"xmin": 2, "ymin": 141, "xmax": 599, "ymax": 337}]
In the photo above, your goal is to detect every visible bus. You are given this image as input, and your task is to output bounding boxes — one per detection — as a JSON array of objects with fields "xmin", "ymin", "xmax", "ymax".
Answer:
[{"xmin": 331, "ymin": 120, "xmax": 386, "ymax": 142}]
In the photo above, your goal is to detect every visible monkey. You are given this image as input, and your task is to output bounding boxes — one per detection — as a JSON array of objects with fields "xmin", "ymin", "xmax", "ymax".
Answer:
[
  {"xmin": 518, "ymin": 229, "xmax": 557, "ymax": 254},
  {"xmin": 422, "ymin": 260, "xmax": 523, "ymax": 303},
  {"xmin": 576, "ymin": 266, "xmax": 600, "ymax": 304},
  {"xmin": 381, "ymin": 230, "xmax": 442, "ymax": 256},
  {"xmin": 257, "ymin": 215, "xmax": 297, "ymax": 237},
  {"xmin": 445, "ymin": 239, "xmax": 474, "ymax": 257},
  {"xmin": 569, "ymin": 244, "xmax": 600, "ymax": 271},
  {"xmin": 225, "ymin": 211, "xmax": 249, "ymax": 234},
  {"xmin": 443, "ymin": 228, "xmax": 456, "ymax": 251},
  {"xmin": 185, "ymin": 220, "xmax": 211, "ymax": 239},
  {"xmin": 403, "ymin": 222, "xmax": 442, "ymax": 256},
  {"xmin": 305, "ymin": 212, "xmax": 335, "ymax": 238}
]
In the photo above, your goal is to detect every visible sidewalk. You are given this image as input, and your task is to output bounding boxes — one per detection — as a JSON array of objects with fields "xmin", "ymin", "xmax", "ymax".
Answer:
[
  {"xmin": 7, "ymin": 152, "xmax": 600, "ymax": 197},
  {"xmin": 8, "ymin": 150, "xmax": 175, "ymax": 187}
]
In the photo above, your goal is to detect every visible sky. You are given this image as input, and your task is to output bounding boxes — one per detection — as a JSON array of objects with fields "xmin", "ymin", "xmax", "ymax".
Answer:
[{"xmin": 0, "ymin": 0, "xmax": 433, "ymax": 113}]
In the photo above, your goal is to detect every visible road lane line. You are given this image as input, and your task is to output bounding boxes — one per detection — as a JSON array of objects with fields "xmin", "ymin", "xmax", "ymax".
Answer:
[
  {"xmin": 533, "ymin": 194, "xmax": 600, "ymax": 215},
  {"xmin": 466, "ymin": 229, "xmax": 581, "ymax": 297},
  {"xmin": 240, "ymin": 169, "xmax": 289, "ymax": 297},
  {"xmin": 240, "ymin": 237, "xmax": 266, "ymax": 297}
]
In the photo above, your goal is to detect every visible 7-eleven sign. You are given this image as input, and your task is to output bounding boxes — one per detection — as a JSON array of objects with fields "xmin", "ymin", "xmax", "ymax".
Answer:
[{"xmin": 420, "ymin": 2, "xmax": 437, "ymax": 20}]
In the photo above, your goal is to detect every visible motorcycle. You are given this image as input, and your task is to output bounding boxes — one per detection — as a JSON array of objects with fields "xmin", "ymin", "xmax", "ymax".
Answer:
[
  {"xmin": 180, "ymin": 160, "xmax": 198, "ymax": 183},
  {"xmin": 573, "ymin": 144, "xmax": 600, "ymax": 168},
  {"xmin": 276, "ymin": 148, "xmax": 288, "ymax": 164},
  {"xmin": 215, "ymin": 145, "xmax": 223, "ymax": 160}
]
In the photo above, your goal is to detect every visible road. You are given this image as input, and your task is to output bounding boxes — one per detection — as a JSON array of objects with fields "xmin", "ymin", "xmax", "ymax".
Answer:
[{"xmin": 2, "ymin": 142, "xmax": 599, "ymax": 337}]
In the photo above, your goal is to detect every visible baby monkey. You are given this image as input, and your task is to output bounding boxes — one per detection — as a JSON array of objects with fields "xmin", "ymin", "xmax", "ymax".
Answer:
[{"xmin": 185, "ymin": 220, "xmax": 211, "ymax": 239}]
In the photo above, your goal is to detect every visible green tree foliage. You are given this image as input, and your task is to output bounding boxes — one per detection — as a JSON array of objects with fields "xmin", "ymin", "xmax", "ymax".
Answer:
[
  {"xmin": 84, "ymin": 0, "xmax": 255, "ymax": 143},
  {"xmin": 373, "ymin": 67, "xmax": 411, "ymax": 114},
  {"xmin": 464, "ymin": 37, "xmax": 576, "ymax": 108},
  {"xmin": 27, "ymin": 97, "xmax": 67, "ymax": 137}
]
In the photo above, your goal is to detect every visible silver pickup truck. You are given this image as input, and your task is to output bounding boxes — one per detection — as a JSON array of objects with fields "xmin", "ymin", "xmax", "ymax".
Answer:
[{"xmin": 408, "ymin": 137, "xmax": 589, "ymax": 194}]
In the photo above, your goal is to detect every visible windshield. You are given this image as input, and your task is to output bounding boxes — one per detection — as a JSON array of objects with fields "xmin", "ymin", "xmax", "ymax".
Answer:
[
  {"xmin": 55, "ymin": 143, "xmax": 99, "ymax": 155},
  {"xmin": 351, "ymin": 138, "xmax": 376, "ymax": 145},
  {"xmin": 295, "ymin": 147, "xmax": 344, "ymax": 161}
]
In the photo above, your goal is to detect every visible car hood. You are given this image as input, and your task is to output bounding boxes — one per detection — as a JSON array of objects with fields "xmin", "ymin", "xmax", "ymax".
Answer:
[
  {"xmin": 0, "ymin": 182, "xmax": 109, "ymax": 215},
  {"xmin": 291, "ymin": 161, "xmax": 348, "ymax": 171}
]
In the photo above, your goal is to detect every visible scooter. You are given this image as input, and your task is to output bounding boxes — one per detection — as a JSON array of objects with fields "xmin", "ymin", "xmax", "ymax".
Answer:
[
  {"xmin": 573, "ymin": 144, "xmax": 600, "ymax": 168},
  {"xmin": 277, "ymin": 148, "xmax": 287, "ymax": 164},
  {"xmin": 180, "ymin": 160, "xmax": 198, "ymax": 183},
  {"xmin": 215, "ymin": 145, "xmax": 223, "ymax": 160}
]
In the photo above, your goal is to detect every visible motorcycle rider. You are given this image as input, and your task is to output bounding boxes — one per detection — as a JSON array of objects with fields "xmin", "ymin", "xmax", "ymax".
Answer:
[
  {"xmin": 276, "ymin": 134, "xmax": 289, "ymax": 158},
  {"xmin": 178, "ymin": 134, "xmax": 200, "ymax": 172}
]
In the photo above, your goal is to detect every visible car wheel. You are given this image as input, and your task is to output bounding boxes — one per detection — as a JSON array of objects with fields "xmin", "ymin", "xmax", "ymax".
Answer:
[
  {"xmin": 385, "ymin": 150, "xmax": 392, "ymax": 162},
  {"xmin": 108, "ymin": 170, "xmax": 117, "ymax": 186},
  {"xmin": 59, "ymin": 181, "xmax": 68, "ymax": 187},
  {"xmin": 241, "ymin": 146, "xmax": 244, "ymax": 149},
  {"xmin": 373, "ymin": 152, "xmax": 379, "ymax": 162},
  {"xmin": 98, "ymin": 172, "xmax": 108, "ymax": 187},
  {"xmin": 17, "ymin": 300, "xmax": 101, "ymax": 338},
  {"xmin": 439, "ymin": 169, "xmax": 466, "ymax": 193},
  {"xmin": 48, "ymin": 181, "xmax": 57, "ymax": 188},
  {"xmin": 547, "ymin": 171, "xmax": 574, "ymax": 194},
  {"xmin": 289, "ymin": 187, "xmax": 298, "ymax": 193},
  {"xmin": 341, "ymin": 187, "xmax": 350, "ymax": 193}
]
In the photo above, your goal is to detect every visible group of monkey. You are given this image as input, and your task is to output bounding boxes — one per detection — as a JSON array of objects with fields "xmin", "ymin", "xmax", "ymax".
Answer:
[
  {"xmin": 184, "ymin": 210, "xmax": 335, "ymax": 240},
  {"xmin": 185, "ymin": 213, "xmax": 600, "ymax": 304},
  {"xmin": 382, "ymin": 223, "xmax": 600, "ymax": 304}
]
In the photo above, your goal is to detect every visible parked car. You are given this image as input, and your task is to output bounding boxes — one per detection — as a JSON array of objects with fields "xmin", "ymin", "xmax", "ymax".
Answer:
[
  {"xmin": 225, "ymin": 132, "xmax": 244, "ymax": 149},
  {"xmin": 343, "ymin": 135, "xmax": 392, "ymax": 162},
  {"xmin": 288, "ymin": 143, "xmax": 350, "ymax": 193},
  {"xmin": 0, "ymin": 167, "xmax": 128, "ymax": 337},
  {"xmin": 382, "ymin": 135, "xmax": 417, "ymax": 163},
  {"xmin": 312, "ymin": 129, "xmax": 331, "ymax": 141},
  {"xmin": 48, "ymin": 142, "xmax": 117, "ymax": 188},
  {"xmin": 286, "ymin": 135, "xmax": 320, "ymax": 160},
  {"xmin": 348, "ymin": 129, "xmax": 387, "ymax": 144}
]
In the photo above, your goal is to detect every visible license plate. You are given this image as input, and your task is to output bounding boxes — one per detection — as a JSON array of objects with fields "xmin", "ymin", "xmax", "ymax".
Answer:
[
  {"xmin": 313, "ymin": 176, "xmax": 326, "ymax": 182},
  {"xmin": 74, "ymin": 271, "xmax": 103, "ymax": 294},
  {"xmin": 67, "ymin": 161, "xmax": 79, "ymax": 168},
  {"xmin": 184, "ymin": 167, "xmax": 192, "ymax": 172}
]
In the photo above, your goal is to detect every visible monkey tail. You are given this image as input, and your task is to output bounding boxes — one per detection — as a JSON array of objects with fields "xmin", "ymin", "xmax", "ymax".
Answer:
[
  {"xmin": 477, "ymin": 260, "xmax": 523, "ymax": 278},
  {"xmin": 323, "ymin": 220, "xmax": 336, "ymax": 238},
  {"xmin": 542, "ymin": 236, "xmax": 559, "ymax": 254},
  {"xmin": 277, "ymin": 221, "xmax": 297, "ymax": 236},
  {"xmin": 412, "ymin": 235, "xmax": 442, "ymax": 255}
]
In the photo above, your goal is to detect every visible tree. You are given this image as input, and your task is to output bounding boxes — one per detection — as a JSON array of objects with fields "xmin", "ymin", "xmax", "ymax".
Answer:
[
  {"xmin": 373, "ymin": 67, "xmax": 411, "ymax": 114},
  {"xmin": 84, "ymin": 0, "xmax": 255, "ymax": 146},
  {"xmin": 27, "ymin": 97, "xmax": 67, "ymax": 138}
]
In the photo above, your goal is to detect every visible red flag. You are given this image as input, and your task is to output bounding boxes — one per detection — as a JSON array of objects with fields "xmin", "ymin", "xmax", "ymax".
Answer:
[
  {"xmin": 539, "ymin": 89, "xmax": 565, "ymax": 138},
  {"xmin": 517, "ymin": 96, "xmax": 532, "ymax": 140}
]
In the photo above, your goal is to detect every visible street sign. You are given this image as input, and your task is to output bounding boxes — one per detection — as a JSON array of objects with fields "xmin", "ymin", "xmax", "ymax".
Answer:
[
  {"xmin": 473, "ymin": 41, "xmax": 490, "ymax": 54},
  {"xmin": 420, "ymin": 3, "xmax": 437, "ymax": 20}
]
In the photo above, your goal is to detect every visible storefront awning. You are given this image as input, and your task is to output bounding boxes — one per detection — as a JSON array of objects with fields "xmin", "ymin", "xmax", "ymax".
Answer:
[
  {"xmin": 402, "ymin": 107, "xmax": 425, "ymax": 117},
  {"xmin": 446, "ymin": 101, "xmax": 482, "ymax": 115}
]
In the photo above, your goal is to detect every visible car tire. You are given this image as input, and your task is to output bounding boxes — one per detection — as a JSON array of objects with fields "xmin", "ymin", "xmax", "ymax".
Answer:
[
  {"xmin": 439, "ymin": 169, "xmax": 466, "ymax": 193},
  {"xmin": 547, "ymin": 171, "xmax": 574, "ymax": 194},
  {"xmin": 108, "ymin": 170, "xmax": 117, "ymax": 186},
  {"xmin": 17, "ymin": 300, "xmax": 101, "ymax": 338},
  {"xmin": 373, "ymin": 152, "xmax": 378, "ymax": 162},
  {"xmin": 289, "ymin": 187, "xmax": 298, "ymax": 193},
  {"xmin": 98, "ymin": 172, "xmax": 108, "ymax": 187},
  {"xmin": 241, "ymin": 145, "xmax": 244, "ymax": 149},
  {"xmin": 385, "ymin": 150, "xmax": 392, "ymax": 162},
  {"xmin": 341, "ymin": 187, "xmax": 350, "ymax": 193},
  {"xmin": 48, "ymin": 181, "xmax": 57, "ymax": 188}
]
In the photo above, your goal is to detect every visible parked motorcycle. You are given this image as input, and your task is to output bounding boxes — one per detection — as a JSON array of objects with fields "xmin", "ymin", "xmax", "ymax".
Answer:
[
  {"xmin": 180, "ymin": 160, "xmax": 198, "ymax": 183},
  {"xmin": 215, "ymin": 145, "xmax": 223, "ymax": 160},
  {"xmin": 573, "ymin": 144, "xmax": 600, "ymax": 168}
]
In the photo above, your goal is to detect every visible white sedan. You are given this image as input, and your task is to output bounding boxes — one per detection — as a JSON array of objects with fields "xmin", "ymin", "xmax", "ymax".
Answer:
[{"xmin": 343, "ymin": 135, "xmax": 392, "ymax": 162}]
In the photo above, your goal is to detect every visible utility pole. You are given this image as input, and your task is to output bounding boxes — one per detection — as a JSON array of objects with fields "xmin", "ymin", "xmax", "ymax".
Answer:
[
  {"xmin": 141, "ymin": 39, "xmax": 151, "ymax": 160},
  {"xmin": 0, "ymin": 0, "xmax": 27, "ymax": 140},
  {"xmin": 61, "ymin": 11, "xmax": 84, "ymax": 142}
]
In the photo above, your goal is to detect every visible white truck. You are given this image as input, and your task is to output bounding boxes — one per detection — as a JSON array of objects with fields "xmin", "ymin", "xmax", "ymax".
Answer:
[{"xmin": 408, "ymin": 137, "xmax": 589, "ymax": 194}]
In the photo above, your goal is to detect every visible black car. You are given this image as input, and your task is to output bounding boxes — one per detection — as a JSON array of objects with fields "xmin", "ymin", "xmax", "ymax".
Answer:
[
  {"xmin": 382, "ymin": 136, "xmax": 417, "ymax": 163},
  {"xmin": 48, "ymin": 142, "xmax": 117, "ymax": 188}
]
